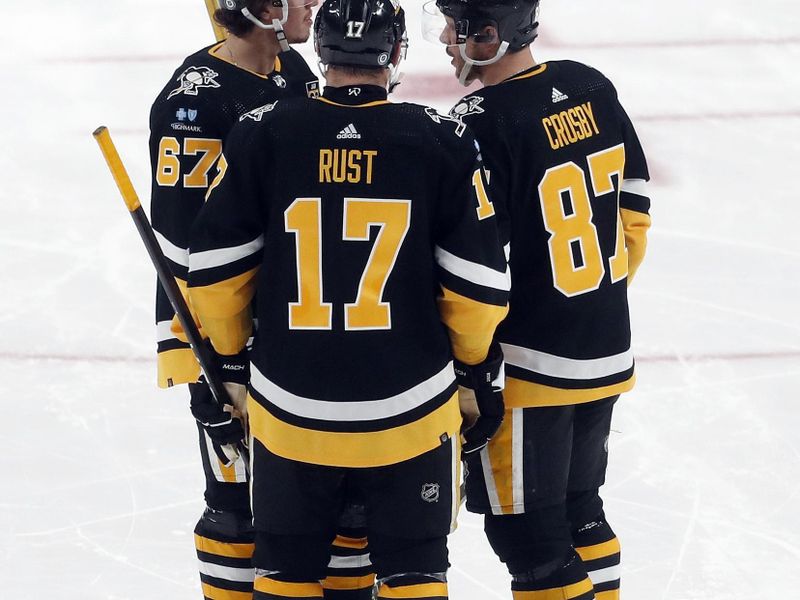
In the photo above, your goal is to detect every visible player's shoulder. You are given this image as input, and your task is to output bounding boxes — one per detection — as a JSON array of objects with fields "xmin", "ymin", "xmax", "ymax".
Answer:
[
  {"xmin": 277, "ymin": 47, "xmax": 316, "ymax": 78},
  {"xmin": 546, "ymin": 59, "xmax": 618, "ymax": 100},
  {"xmin": 391, "ymin": 101, "xmax": 478, "ymax": 145}
]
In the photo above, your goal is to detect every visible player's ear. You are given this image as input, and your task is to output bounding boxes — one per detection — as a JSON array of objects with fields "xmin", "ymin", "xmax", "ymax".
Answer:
[{"xmin": 473, "ymin": 24, "xmax": 499, "ymax": 45}]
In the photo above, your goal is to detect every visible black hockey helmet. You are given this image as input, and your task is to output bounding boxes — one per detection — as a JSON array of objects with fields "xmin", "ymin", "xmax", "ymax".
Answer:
[
  {"xmin": 314, "ymin": 0, "xmax": 407, "ymax": 69},
  {"xmin": 435, "ymin": 0, "xmax": 539, "ymax": 51}
]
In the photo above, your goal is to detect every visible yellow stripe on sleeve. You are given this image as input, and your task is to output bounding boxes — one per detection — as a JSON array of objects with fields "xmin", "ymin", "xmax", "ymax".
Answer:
[
  {"xmin": 189, "ymin": 267, "xmax": 258, "ymax": 355},
  {"xmin": 620, "ymin": 208, "xmax": 651, "ymax": 284},
  {"xmin": 438, "ymin": 287, "xmax": 508, "ymax": 365}
]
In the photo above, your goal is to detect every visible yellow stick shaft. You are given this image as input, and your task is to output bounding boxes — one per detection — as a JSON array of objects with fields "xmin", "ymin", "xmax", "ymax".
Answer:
[
  {"xmin": 204, "ymin": 0, "xmax": 227, "ymax": 42},
  {"xmin": 92, "ymin": 126, "xmax": 141, "ymax": 212}
]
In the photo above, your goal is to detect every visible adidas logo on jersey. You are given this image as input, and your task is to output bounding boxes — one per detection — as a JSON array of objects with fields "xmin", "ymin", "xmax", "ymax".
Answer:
[
  {"xmin": 552, "ymin": 87, "xmax": 569, "ymax": 103},
  {"xmin": 337, "ymin": 124, "xmax": 361, "ymax": 139}
]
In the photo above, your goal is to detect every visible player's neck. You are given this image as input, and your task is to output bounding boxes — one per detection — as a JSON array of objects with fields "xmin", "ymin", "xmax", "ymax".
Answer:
[
  {"xmin": 478, "ymin": 48, "xmax": 537, "ymax": 87},
  {"xmin": 325, "ymin": 69, "xmax": 389, "ymax": 90},
  {"xmin": 224, "ymin": 32, "xmax": 280, "ymax": 76}
]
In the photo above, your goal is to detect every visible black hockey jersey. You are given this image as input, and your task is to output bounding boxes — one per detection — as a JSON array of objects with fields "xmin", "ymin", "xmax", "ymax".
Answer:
[
  {"xmin": 453, "ymin": 61, "xmax": 652, "ymax": 407},
  {"xmin": 149, "ymin": 43, "xmax": 319, "ymax": 388},
  {"xmin": 187, "ymin": 85, "xmax": 510, "ymax": 467}
]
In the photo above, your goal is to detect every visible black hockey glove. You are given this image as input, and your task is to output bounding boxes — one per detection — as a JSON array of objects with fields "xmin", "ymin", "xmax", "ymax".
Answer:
[
  {"xmin": 454, "ymin": 343, "xmax": 505, "ymax": 457},
  {"xmin": 189, "ymin": 375, "xmax": 245, "ymax": 445},
  {"xmin": 189, "ymin": 347, "xmax": 250, "ymax": 446}
]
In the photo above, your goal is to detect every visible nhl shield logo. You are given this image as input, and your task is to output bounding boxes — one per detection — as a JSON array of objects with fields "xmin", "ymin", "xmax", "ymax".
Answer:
[
  {"xmin": 421, "ymin": 483, "xmax": 440, "ymax": 503},
  {"xmin": 272, "ymin": 74, "xmax": 287, "ymax": 88},
  {"xmin": 168, "ymin": 66, "xmax": 221, "ymax": 99}
]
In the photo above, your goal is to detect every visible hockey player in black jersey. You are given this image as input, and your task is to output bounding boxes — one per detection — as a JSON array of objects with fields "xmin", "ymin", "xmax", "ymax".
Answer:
[
  {"xmin": 185, "ymin": 0, "xmax": 511, "ymax": 598},
  {"xmin": 149, "ymin": 2, "xmax": 375, "ymax": 599},
  {"xmin": 426, "ymin": 0, "xmax": 653, "ymax": 598}
]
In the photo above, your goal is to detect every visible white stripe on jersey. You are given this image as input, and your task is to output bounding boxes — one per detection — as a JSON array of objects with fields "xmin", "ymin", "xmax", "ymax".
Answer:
[
  {"xmin": 197, "ymin": 560, "xmax": 255, "ymax": 583},
  {"xmin": 435, "ymin": 246, "xmax": 511, "ymax": 292},
  {"xmin": 621, "ymin": 178, "xmax": 648, "ymax": 197},
  {"xmin": 511, "ymin": 408, "xmax": 525, "ymax": 515},
  {"xmin": 250, "ymin": 361, "xmax": 455, "ymax": 422},
  {"xmin": 588, "ymin": 564, "xmax": 622, "ymax": 585},
  {"xmin": 501, "ymin": 343, "xmax": 634, "ymax": 380},
  {"xmin": 154, "ymin": 229, "xmax": 189, "ymax": 268},
  {"xmin": 156, "ymin": 320, "xmax": 176, "ymax": 343},
  {"xmin": 327, "ymin": 554, "xmax": 372, "ymax": 569},
  {"xmin": 479, "ymin": 446, "xmax": 504, "ymax": 516},
  {"xmin": 189, "ymin": 235, "xmax": 265, "ymax": 272}
]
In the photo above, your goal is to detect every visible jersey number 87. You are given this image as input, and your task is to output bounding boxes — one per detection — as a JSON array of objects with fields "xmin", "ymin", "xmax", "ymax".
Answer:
[{"xmin": 538, "ymin": 144, "xmax": 628, "ymax": 297}]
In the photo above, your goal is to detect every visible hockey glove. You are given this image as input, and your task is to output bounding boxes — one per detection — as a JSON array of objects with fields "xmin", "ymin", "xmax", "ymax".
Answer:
[
  {"xmin": 454, "ymin": 342, "xmax": 505, "ymax": 457},
  {"xmin": 189, "ymin": 347, "xmax": 250, "ymax": 445}
]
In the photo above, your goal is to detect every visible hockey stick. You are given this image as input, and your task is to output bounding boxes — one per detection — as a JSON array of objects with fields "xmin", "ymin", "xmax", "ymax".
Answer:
[
  {"xmin": 204, "ymin": 0, "xmax": 227, "ymax": 42},
  {"xmin": 92, "ymin": 126, "xmax": 249, "ymax": 468}
]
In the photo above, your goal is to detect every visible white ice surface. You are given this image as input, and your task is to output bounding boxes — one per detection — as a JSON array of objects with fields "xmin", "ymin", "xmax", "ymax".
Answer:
[{"xmin": 1, "ymin": 1, "xmax": 799, "ymax": 598}]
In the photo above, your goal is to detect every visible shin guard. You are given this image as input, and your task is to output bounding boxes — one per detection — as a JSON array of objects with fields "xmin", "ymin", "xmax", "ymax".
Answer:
[
  {"xmin": 573, "ymin": 519, "xmax": 620, "ymax": 600},
  {"xmin": 322, "ymin": 534, "xmax": 375, "ymax": 600}
]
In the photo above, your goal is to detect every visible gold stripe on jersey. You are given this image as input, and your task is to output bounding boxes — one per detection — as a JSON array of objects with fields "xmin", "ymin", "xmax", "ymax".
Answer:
[
  {"xmin": 248, "ymin": 392, "xmax": 461, "ymax": 468},
  {"xmin": 595, "ymin": 591, "xmax": 619, "ymax": 600},
  {"xmin": 189, "ymin": 268, "xmax": 258, "ymax": 355},
  {"xmin": 504, "ymin": 374, "xmax": 635, "ymax": 408},
  {"xmin": 506, "ymin": 63, "xmax": 548, "ymax": 82},
  {"xmin": 379, "ymin": 581, "xmax": 449, "ymax": 598},
  {"xmin": 317, "ymin": 97, "xmax": 391, "ymax": 109},
  {"xmin": 254, "ymin": 576, "xmax": 323, "ymax": 597},
  {"xmin": 438, "ymin": 287, "xmax": 509, "ymax": 365},
  {"xmin": 482, "ymin": 408, "xmax": 518, "ymax": 514},
  {"xmin": 195, "ymin": 534, "xmax": 255, "ymax": 559},
  {"xmin": 511, "ymin": 576, "xmax": 593, "ymax": 599},
  {"xmin": 202, "ymin": 582, "xmax": 252, "ymax": 600},
  {"xmin": 620, "ymin": 208, "xmax": 651, "ymax": 283},
  {"xmin": 157, "ymin": 348, "xmax": 201, "ymax": 388}
]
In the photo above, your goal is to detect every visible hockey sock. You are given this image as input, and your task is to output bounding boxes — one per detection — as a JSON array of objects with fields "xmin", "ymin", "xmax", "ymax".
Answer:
[
  {"xmin": 322, "ymin": 534, "xmax": 375, "ymax": 600},
  {"xmin": 510, "ymin": 551, "xmax": 594, "ymax": 600},
  {"xmin": 195, "ymin": 509, "xmax": 255, "ymax": 600},
  {"xmin": 376, "ymin": 573, "xmax": 448, "ymax": 599},
  {"xmin": 573, "ymin": 518, "xmax": 620, "ymax": 600},
  {"xmin": 254, "ymin": 573, "xmax": 324, "ymax": 599}
]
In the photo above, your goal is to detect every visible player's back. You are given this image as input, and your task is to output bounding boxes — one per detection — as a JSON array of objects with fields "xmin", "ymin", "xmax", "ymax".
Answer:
[
  {"xmin": 457, "ymin": 60, "xmax": 651, "ymax": 405},
  {"xmin": 240, "ymin": 86, "xmax": 477, "ymax": 402},
  {"xmin": 191, "ymin": 83, "xmax": 509, "ymax": 466}
]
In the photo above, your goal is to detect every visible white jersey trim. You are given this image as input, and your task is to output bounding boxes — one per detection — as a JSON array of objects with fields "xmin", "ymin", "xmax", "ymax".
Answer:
[
  {"xmin": 621, "ymin": 178, "xmax": 648, "ymax": 197},
  {"xmin": 154, "ymin": 230, "xmax": 189, "ymax": 268},
  {"xmin": 250, "ymin": 361, "xmax": 455, "ymax": 422},
  {"xmin": 189, "ymin": 235, "xmax": 265, "ymax": 272},
  {"xmin": 156, "ymin": 320, "xmax": 177, "ymax": 343},
  {"xmin": 198, "ymin": 560, "xmax": 255, "ymax": 583},
  {"xmin": 435, "ymin": 245, "xmax": 510, "ymax": 292},
  {"xmin": 501, "ymin": 343, "xmax": 634, "ymax": 380}
]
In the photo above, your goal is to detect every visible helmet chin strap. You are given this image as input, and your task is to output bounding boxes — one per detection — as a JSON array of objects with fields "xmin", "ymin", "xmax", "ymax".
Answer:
[
  {"xmin": 242, "ymin": 4, "xmax": 291, "ymax": 52},
  {"xmin": 457, "ymin": 40, "xmax": 509, "ymax": 86}
]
